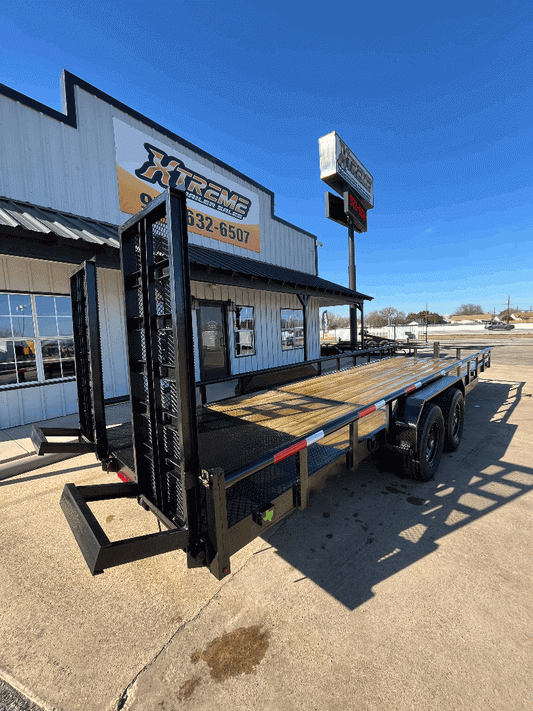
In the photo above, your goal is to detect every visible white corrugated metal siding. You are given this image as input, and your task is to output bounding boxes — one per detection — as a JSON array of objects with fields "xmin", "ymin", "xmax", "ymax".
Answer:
[
  {"xmin": 0, "ymin": 82, "xmax": 317, "ymax": 274},
  {"xmin": 191, "ymin": 284, "xmax": 320, "ymax": 381}
]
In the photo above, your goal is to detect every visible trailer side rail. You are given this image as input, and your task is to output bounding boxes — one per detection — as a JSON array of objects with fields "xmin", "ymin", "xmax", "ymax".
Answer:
[{"xmin": 224, "ymin": 348, "xmax": 491, "ymax": 489}]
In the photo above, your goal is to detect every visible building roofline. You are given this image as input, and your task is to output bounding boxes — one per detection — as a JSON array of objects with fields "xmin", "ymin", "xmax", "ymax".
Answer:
[{"xmin": 0, "ymin": 71, "xmax": 320, "ymax": 245}]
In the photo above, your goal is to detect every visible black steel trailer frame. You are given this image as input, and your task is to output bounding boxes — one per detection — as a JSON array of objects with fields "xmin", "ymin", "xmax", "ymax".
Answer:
[{"xmin": 50, "ymin": 188, "xmax": 493, "ymax": 580}]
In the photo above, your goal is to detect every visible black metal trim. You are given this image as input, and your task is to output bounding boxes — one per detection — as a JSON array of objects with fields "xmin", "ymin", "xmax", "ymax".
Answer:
[
  {"xmin": 0, "ymin": 225, "xmax": 121, "ymax": 269},
  {"xmin": 0, "ymin": 219, "xmax": 370, "ymax": 303},
  {"xmin": 0, "ymin": 75, "xmax": 77, "ymax": 128},
  {"xmin": 0, "ymin": 376, "xmax": 76, "ymax": 393}
]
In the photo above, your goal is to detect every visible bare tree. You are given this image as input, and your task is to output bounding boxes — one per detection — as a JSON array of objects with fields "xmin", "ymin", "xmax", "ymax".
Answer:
[
  {"xmin": 453, "ymin": 304, "xmax": 484, "ymax": 316},
  {"xmin": 365, "ymin": 310, "xmax": 385, "ymax": 327},
  {"xmin": 406, "ymin": 310, "xmax": 445, "ymax": 324},
  {"xmin": 379, "ymin": 307, "xmax": 405, "ymax": 323},
  {"xmin": 327, "ymin": 314, "xmax": 350, "ymax": 329},
  {"xmin": 365, "ymin": 307, "xmax": 406, "ymax": 328}
]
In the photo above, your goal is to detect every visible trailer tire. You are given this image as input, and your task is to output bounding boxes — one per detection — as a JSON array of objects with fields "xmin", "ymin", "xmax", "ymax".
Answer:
[
  {"xmin": 402, "ymin": 404, "xmax": 444, "ymax": 482},
  {"xmin": 439, "ymin": 388, "xmax": 465, "ymax": 452}
]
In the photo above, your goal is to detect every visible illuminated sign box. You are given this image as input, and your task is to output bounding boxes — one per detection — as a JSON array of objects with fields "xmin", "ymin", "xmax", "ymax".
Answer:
[
  {"xmin": 343, "ymin": 187, "xmax": 367, "ymax": 232},
  {"xmin": 319, "ymin": 131, "xmax": 374, "ymax": 210},
  {"xmin": 325, "ymin": 192, "xmax": 349, "ymax": 227}
]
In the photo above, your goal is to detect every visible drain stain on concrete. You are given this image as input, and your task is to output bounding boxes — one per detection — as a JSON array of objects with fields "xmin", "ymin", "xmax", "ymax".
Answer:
[
  {"xmin": 191, "ymin": 625, "xmax": 269, "ymax": 682},
  {"xmin": 406, "ymin": 496, "xmax": 425, "ymax": 506},
  {"xmin": 178, "ymin": 675, "xmax": 201, "ymax": 701}
]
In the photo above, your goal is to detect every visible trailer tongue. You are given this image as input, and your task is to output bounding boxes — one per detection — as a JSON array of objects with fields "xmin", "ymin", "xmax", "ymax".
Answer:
[{"xmin": 34, "ymin": 188, "xmax": 492, "ymax": 579}]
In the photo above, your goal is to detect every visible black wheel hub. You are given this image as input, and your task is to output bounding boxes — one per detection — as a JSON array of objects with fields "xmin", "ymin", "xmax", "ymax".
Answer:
[
  {"xmin": 426, "ymin": 423, "xmax": 439, "ymax": 464},
  {"xmin": 452, "ymin": 404, "xmax": 461, "ymax": 436}
]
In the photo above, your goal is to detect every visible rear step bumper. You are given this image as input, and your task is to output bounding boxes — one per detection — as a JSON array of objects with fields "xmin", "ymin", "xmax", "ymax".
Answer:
[
  {"xmin": 60, "ymin": 482, "xmax": 189, "ymax": 574},
  {"xmin": 31, "ymin": 426, "xmax": 95, "ymax": 455}
]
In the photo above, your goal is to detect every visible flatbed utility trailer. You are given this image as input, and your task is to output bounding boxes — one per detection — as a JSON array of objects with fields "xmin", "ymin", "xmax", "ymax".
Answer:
[{"xmin": 44, "ymin": 189, "xmax": 492, "ymax": 581}]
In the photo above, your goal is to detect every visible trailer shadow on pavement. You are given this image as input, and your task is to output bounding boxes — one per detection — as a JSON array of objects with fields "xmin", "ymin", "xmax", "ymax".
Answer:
[
  {"xmin": 263, "ymin": 377, "xmax": 532, "ymax": 610},
  {"xmin": 0, "ymin": 462, "xmax": 98, "ymax": 488}
]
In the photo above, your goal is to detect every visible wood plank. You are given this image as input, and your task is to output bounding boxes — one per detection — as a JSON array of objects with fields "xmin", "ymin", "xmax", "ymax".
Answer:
[{"xmin": 209, "ymin": 355, "xmax": 456, "ymax": 445}]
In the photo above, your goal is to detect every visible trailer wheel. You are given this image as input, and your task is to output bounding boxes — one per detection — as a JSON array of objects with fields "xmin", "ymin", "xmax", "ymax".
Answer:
[
  {"xmin": 403, "ymin": 404, "xmax": 444, "ymax": 481},
  {"xmin": 439, "ymin": 388, "xmax": 465, "ymax": 451}
]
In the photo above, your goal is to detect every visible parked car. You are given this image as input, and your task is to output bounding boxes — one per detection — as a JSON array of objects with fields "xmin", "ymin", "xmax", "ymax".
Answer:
[{"xmin": 485, "ymin": 322, "xmax": 515, "ymax": 330}]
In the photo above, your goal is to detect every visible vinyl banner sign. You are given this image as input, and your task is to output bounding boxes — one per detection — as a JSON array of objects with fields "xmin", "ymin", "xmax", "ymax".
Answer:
[
  {"xmin": 319, "ymin": 131, "xmax": 374, "ymax": 210},
  {"xmin": 113, "ymin": 119, "xmax": 261, "ymax": 252}
]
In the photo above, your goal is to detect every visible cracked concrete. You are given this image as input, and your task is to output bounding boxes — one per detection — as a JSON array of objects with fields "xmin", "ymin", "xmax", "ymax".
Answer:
[{"xmin": 1, "ymin": 344, "xmax": 532, "ymax": 710}]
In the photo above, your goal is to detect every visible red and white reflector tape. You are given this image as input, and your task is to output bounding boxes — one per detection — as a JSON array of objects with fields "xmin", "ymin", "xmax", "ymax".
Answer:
[
  {"xmin": 306, "ymin": 430, "xmax": 325, "ymax": 446},
  {"xmin": 358, "ymin": 404, "xmax": 376, "ymax": 418},
  {"xmin": 273, "ymin": 430, "xmax": 325, "ymax": 464},
  {"xmin": 405, "ymin": 381, "xmax": 422, "ymax": 394},
  {"xmin": 358, "ymin": 399, "xmax": 386, "ymax": 420}
]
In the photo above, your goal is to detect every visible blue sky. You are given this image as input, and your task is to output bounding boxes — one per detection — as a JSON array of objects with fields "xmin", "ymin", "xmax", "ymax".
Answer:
[{"xmin": 1, "ymin": 2, "xmax": 531, "ymax": 316}]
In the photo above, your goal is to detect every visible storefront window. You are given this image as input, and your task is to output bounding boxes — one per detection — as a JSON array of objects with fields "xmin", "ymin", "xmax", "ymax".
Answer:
[
  {"xmin": 0, "ymin": 342, "xmax": 17, "ymax": 386},
  {"xmin": 281, "ymin": 308, "xmax": 304, "ymax": 350},
  {"xmin": 234, "ymin": 306, "xmax": 255, "ymax": 356},
  {"xmin": 0, "ymin": 293, "xmax": 75, "ymax": 388}
]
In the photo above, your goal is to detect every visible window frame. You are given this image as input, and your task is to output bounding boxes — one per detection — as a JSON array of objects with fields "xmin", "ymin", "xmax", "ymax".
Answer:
[
  {"xmin": 280, "ymin": 308, "xmax": 305, "ymax": 350},
  {"xmin": 233, "ymin": 305, "xmax": 256, "ymax": 358},
  {"xmin": 0, "ymin": 291, "xmax": 75, "ymax": 390}
]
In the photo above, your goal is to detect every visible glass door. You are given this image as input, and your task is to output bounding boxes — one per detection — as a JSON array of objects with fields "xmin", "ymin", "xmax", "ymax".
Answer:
[{"xmin": 197, "ymin": 302, "xmax": 229, "ymax": 380}]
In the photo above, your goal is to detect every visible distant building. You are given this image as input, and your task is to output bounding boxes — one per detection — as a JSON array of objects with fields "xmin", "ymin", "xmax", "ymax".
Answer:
[{"xmin": 449, "ymin": 314, "xmax": 494, "ymax": 323}]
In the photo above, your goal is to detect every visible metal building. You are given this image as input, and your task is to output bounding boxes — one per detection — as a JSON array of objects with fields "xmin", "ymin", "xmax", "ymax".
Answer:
[{"xmin": 0, "ymin": 71, "xmax": 371, "ymax": 429}]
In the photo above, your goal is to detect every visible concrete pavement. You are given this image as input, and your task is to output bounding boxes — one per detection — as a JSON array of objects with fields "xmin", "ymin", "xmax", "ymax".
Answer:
[
  {"xmin": 0, "ymin": 402, "xmax": 131, "ymax": 481},
  {"xmin": 0, "ymin": 345, "xmax": 532, "ymax": 711}
]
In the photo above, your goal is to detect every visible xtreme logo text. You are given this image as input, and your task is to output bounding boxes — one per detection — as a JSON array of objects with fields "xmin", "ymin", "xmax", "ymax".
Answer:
[{"xmin": 135, "ymin": 143, "xmax": 252, "ymax": 220}]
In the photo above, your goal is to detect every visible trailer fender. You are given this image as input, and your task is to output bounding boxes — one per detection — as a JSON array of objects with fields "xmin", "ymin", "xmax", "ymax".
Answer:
[{"xmin": 392, "ymin": 376, "xmax": 462, "ymax": 452}]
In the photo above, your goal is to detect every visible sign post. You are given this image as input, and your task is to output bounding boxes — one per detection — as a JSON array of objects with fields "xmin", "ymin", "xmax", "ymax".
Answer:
[{"xmin": 319, "ymin": 132, "xmax": 373, "ymax": 350}]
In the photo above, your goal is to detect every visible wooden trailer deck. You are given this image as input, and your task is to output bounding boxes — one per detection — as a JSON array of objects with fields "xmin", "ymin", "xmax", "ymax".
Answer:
[
  {"xmin": 198, "ymin": 354, "xmax": 459, "ymax": 472},
  {"xmin": 108, "ymin": 353, "xmax": 466, "ymax": 481}
]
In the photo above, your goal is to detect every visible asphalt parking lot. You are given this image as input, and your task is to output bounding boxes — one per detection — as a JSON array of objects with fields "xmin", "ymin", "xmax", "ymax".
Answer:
[{"xmin": 1, "ymin": 343, "xmax": 532, "ymax": 711}]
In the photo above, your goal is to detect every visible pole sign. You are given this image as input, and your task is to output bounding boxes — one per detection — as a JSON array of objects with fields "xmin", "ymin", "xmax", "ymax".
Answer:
[
  {"xmin": 344, "ymin": 187, "xmax": 367, "ymax": 232},
  {"xmin": 325, "ymin": 191, "xmax": 367, "ymax": 232},
  {"xmin": 319, "ymin": 131, "xmax": 374, "ymax": 210},
  {"xmin": 325, "ymin": 192, "xmax": 349, "ymax": 227}
]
